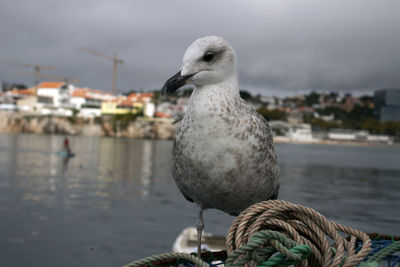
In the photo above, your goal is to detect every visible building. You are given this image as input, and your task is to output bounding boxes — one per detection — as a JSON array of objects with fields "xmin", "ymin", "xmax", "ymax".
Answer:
[
  {"xmin": 36, "ymin": 81, "xmax": 75, "ymax": 115},
  {"xmin": 70, "ymin": 88, "xmax": 115, "ymax": 109},
  {"xmin": 101, "ymin": 92, "xmax": 154, "ymax": 116},
  {"xmin": 328, "ymin": 129, "xmax": 369, "ymax": 141},
  {"xmin": 367, "ymin": 134, "xmax": 392, "ymax": 144},
  {"xmin": 101, "ymin": 99, "xmax": 143, "ymax": 115},
  {"xmin": 340, "ymin": 95, "xmax": 362, "ymax": 112},
  {"xmin": 288, "ymin": 124, "xmax": 314, "ymax": 141},
  {"xmin": 71, "ymin": 88, "xmax": 116, "ymax": 118},
  {"xmin": 126, "ymin": 92, "xmax": 153, "ymax": 104},
  {"xmin": 259, "ymin": 96, "xmax": 281, "ymax": 109},
  {"xmin": 156, "ymin": 101, "xmax": 186, "ymax": 118},
  {"xmin": 374, "ymin": 89, "xmax": 400, "ymax": 122},
  {"xmin": 16, "ymin": 95, "xmax": 38, "ymax": 112},
  {"xmin": 1, "ymin": 88, "xmax": 35, "ymax": 104},
  {"xmin": 314, "ymin": 112, "xmax": 335, "ymax": 121}
]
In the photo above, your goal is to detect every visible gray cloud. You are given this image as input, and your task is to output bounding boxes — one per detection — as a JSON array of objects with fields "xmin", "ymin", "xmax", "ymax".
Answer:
[{"xmin": 1, "ymin": 0, "xmax": 399, "ymax": 96}]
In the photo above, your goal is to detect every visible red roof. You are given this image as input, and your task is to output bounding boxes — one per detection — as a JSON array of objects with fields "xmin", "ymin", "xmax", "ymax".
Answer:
[
  {"xmin": 38, "ymin": 81, "xmax": 65, "ymax": 89},
  {"xmin": 71, "ymin": 88, "xmax": 87, "ymax": 97},
  {"xmin": 119, "ymin": 99, "xmax": 135, "ymax": 107},
  {"xmin": 72, "ymin": 88, "xmax": 116, "ymax": 101},
  {"xmin": 12, "ymin": 89, "xmax": 34, "ymax": 95},
  {"xmin": 127, "ymin": 92, "xmax": 154, "ymax": 103},
  {"xmin": 155, "ymin": 112, "xmax": 172, "ymax": 118}
]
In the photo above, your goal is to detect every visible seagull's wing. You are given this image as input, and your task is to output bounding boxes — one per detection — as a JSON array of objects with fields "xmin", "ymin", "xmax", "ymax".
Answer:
[
  {"xmin": 254, "ymin": 109, "xmax": 280, "ymax": 199},
  {"xmin": 240, "ymin": 98, "xmax": 280, "ymax": 196},
  {"xmin": 239, "ymin": 98, "xmax": 275, "ymax": 150}
]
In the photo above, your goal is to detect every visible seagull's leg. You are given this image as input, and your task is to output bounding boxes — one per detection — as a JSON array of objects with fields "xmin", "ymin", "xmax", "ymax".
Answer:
[{"xmin": 196, "ymin": 204, "xmax": 204, "ymax": 259}]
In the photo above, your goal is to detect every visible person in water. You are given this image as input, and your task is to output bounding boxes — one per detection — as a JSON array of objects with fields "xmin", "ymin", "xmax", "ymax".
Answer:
[{"xmin": 63, "ymin": 138, "xmax": 71, "ymax": 155}]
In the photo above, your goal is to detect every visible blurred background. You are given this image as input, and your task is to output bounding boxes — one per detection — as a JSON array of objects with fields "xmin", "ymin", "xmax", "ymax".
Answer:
[{"xmin": 0, "ymin": 1, "xmax": 400, "ymax": 266}]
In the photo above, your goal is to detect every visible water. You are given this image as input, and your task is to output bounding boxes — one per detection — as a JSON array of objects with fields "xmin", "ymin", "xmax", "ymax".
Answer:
[{"xmin": 0, "ymin": 133, "xmax": 399, "ymax": 267}]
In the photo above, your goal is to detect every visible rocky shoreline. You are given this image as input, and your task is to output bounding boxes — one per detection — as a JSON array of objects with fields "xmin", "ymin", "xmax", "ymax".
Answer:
[{"xmin": 0, "ymin": 111, "xmax": 176, "ymax": 139}]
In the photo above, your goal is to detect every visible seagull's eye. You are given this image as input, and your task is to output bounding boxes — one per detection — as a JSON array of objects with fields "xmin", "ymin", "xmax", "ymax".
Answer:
[{"xmin": 202, "ymin": 52, "xmax": 215, "ymax": 62}]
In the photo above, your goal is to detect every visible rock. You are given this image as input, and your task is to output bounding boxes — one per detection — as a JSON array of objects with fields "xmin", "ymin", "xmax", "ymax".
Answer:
[
  {"xmin": 124, "ymin": 119, "xmax": 155, "ymax": 138},
  {"xmin": 0, "ymin": 111, "xmax": 176, "ymax": 140},
  {"xmin": 81, "ymin": 124, "xmax": 103, "ymax": 136},
  {"xmin": 154, "ymin": 122, "xmax": 176, "ymax": 139}
]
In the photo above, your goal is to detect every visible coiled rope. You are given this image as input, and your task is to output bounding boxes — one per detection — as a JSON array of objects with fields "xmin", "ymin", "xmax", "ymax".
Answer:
[
  {"xmin": 362, "ymin": 240, "xmax": 400, "ymax": 265},
  {"xmin": 226, "ymin": 230, "xmax": 311, "ymax": 266},
  {"xmin": 124, "ymin": 200, "xmax": 382, "ymax": 267},
  {"xmin": 226, "ymin": 200, "xmax": 371, "ymax": 266},
  {"xmin": 124, "ymin": 252, "xmax": 208, "ymax": 267}
]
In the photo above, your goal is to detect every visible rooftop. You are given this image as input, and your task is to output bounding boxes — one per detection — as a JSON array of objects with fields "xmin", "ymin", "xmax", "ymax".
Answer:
[{"xmin": 38, "ymin": 81, "xmax": 66, "ymax": 89}]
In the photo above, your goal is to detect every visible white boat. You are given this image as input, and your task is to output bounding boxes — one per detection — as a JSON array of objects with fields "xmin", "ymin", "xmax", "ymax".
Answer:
[{"xmin": 172, "ymin": 227, "xmax": 226, "ymax": 253}]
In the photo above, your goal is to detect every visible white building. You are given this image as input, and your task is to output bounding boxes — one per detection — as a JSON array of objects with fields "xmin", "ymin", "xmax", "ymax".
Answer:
[
  {"xmin": 314, "ymin": 112, "xmax": 335, "ymax": 121},
  {"xmin": 144, "ymin": 102, "xmax": 155, "ymax": 117},
  {"xmin": 70, "ymin": 88, "xmax": 116, "ymax": 109},
  {"xmin": 260, "ymin": 95, "xmax": 280, "ymax": 109},
  {"xmin": 288, "ymin": 124, "xmax": 314, "ymax": 141},
  {"xmin": 36, "ymin": 81, "xmax": 75, "ymax": 116},
  {"xmin": 70, "ymin": 88, "xmax": 116, "ymax": 118},
  {"xmin": 328, "ymin": 129, "xmax": 369, "ymax": 141},
  {"xmin": 367, "ymin": 134, "xmax": 393, "ymax": 144}
]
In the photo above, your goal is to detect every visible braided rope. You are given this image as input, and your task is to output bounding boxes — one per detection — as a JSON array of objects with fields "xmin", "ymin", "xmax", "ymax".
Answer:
[
  {"xmin": 123, "ymin": 200, "xmax": 376, "ymax": 267},
  {"xmin": 226, "ymin": 230, "xmax": 311, "ymax": 266},
  {"xmin": 123, "ymin": 252, "xmax": 209, "ymax": 267},
  {"xmin": 226, "ymin": 200, "xmax": 371, "ymax": 267},
  {"xmin": 364, "ymin": 240, "xmax": 400, "ymax": 263}
]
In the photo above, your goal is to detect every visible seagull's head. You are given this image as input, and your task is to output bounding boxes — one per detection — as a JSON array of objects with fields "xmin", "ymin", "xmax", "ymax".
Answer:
[{"xmin": 162, "ymin": 36, "xmax": 237, "ymax": 95}]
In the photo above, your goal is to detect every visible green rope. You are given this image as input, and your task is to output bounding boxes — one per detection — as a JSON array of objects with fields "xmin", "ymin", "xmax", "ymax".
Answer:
[
  {"xmin": 361, "ymin": 240, "xmax": 400, "ymax": 265},
  {"xmin": 226, "ymin": 230, "xmax": 311, "ymax": 266},
  {"xmin": 123, "ymin": 230, "xmax": 311, "ymax": 267},
  {"xmin": 256, "ymin": 245, "xmax": 311, "ymax": 267},
  {"xmin": 122, "ymin": 252, "xmax": 208, "ymax": 267},
  {"xmin": 358, "ymin": 263, "xmax": 379, "ymax": 267}
]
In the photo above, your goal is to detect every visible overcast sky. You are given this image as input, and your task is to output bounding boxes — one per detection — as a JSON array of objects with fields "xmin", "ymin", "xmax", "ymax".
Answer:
[{"xmin": 1, "ymin": 0, "xmax": 399, "ymax": 96}]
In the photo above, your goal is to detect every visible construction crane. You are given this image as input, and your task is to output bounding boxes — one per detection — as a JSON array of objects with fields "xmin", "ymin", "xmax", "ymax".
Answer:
[
  {"xmin": 81, "ymin": 47, "xmax": 124, "ymax": 95},
  {"xmin": 0, "ymin": 61, "xmax": 55, "ymax": 88},
  {"xmin": 13, "ymin": 70, "xmax": 79, "ymax": 84}
]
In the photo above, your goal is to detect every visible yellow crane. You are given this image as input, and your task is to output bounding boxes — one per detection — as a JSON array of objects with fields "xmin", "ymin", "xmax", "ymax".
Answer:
[
  {"xmin": 0, "ymin": 61, "xmax": 55, "ymax": 88},
  {"xmin": 81, "ymin": 47, "xmax": 124, "ymax": 95}
]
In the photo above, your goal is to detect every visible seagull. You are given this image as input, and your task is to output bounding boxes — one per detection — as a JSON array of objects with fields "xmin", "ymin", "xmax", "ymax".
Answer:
[{"xmin": 162, "ymin": 36, "xmax": 280, "ymax": 256}]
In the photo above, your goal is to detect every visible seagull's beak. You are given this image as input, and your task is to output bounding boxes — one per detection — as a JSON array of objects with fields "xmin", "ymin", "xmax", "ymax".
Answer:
[{"xmin": 162, "ymin": 70, "xmax": 194, "ymax": 95}]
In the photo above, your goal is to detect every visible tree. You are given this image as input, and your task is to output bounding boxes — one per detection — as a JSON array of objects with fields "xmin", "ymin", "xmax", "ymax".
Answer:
[
  {"xmin": 257, "ymin": 106, "xmax": 287, "ymax": 121},
  {"xmin": 1, "ymin": 82, "xmax": 10, "ymax": 92},
  {"xmin": 316, "ymin": 106, "xmax": 345, "ymax": 118},
  {"xmin": 311, "ymin": 118, "xmax": 340, "ymax": 130},
  {"xmin": 360, "ymin": 118, "xmax": 383, "ymax": 134},
  {"xmin": 383, "ymin": 121, "xmax": 400, "ymax": 137},
  {"xmin": 304, "ymin": 91, "xmax": 320, "ymax": 106},
  {"xmin": 360, "ymin": 95, "xmax": 373, "ymax": 104},
  {"xmin": 323, "ymin": 92, "xmax": 339, "ymax": 103}
]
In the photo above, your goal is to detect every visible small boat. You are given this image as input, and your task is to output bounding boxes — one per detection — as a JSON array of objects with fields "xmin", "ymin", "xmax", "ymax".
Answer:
[
  {"xmin": 58, "ymin": 151, "xmax": 75, "ymax": 158},
  {"xmin": 173, "ymin": 227, "xmax": 226, "ymax": 253}
]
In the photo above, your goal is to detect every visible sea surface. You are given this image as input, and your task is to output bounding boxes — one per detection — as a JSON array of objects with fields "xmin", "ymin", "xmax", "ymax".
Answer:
[{"xmin": 0, "ymin": 133, "xmax": 399, "ymax": 267}]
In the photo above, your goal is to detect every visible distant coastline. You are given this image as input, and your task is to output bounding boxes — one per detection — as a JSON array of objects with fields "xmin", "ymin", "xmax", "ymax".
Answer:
[{"xmin": 0, "ymin": 111, "xmax": 397, "ymax": 146}]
